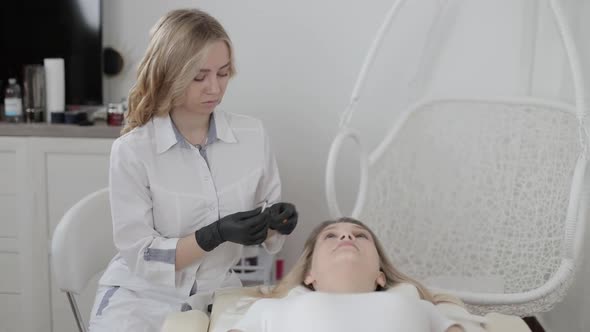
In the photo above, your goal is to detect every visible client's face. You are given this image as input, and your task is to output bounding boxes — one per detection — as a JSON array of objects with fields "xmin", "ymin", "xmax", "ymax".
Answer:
[{"xmin": 305, "ymin": 222, "xmax": 385, "ymax": 292}]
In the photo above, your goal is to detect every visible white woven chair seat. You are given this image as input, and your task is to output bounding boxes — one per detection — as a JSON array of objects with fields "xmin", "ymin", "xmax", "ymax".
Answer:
[{"xmin": 359, "ymin": 100, "xmax": 581, "ymax": 316}]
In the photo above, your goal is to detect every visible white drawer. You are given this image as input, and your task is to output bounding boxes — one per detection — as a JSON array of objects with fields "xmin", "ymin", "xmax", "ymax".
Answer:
[
  {"xmin": 0, "ymin": 151, "xmax": 16, "ymax": 195},
  {"xmin": 0, "ymin": 252, "xmax": 20, "ymax": 293},
  {"xmin": 0, "ymin": 293, "xmax": 23, "ymax": 332},
  {"xmin": 0, "ymin": 195, "xmax": 18, "ymax": 238}
]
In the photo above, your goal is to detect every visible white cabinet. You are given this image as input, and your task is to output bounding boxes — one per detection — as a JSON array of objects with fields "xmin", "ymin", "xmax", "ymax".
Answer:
[
  {"xmin": 0, "ymin": 137, "xmax": 34, "ymax": 332},
  {"xmin": 0, "ymin": 136, "xmax": 113, "ymax": 332},
  {"xmin": 34, "ymin": 138, "xmax": 113, "ymax": 332}
]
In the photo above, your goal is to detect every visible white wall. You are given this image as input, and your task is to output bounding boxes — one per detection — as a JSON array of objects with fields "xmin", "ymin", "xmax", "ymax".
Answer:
[
  {"xmin": 536, "ymin": 1, "xmax": 590, "ymax": 331},
  {"xmin": 102, "ymin": 0, "xmax": 533, "ymax": 268},
  {"xmin": 102, "ymin": 0, "xmax": 397, "ymax": 270},
  {"xmin": 102, "ymin": 1, "xmax": 589, "ymax": 330}
]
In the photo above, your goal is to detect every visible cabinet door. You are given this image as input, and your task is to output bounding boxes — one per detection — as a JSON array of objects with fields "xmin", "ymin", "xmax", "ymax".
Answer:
[
  {"xmin": 30, "ymin": 137, "xmax": 114, "ymax": 332},
  {"xmin": 0, "ymin": 137, "xmax": 38, "ymax": 332}
]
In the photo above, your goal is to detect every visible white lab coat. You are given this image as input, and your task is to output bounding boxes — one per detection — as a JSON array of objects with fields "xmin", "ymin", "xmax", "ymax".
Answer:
[{"xmin": 88, "ymin": 111, "xmax": 285, "ymax": 332}]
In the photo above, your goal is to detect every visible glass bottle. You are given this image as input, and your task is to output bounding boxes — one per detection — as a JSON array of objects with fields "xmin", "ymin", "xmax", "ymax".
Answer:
[{"xmin": 4, "ymin": 78, "xmax": 23, "ymax": 123}]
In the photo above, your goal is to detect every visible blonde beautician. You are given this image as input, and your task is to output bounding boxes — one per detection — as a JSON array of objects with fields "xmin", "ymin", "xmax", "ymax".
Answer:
[{"xmin": 88, "ymin": 9, "xmax": 298, "ymax": 332}]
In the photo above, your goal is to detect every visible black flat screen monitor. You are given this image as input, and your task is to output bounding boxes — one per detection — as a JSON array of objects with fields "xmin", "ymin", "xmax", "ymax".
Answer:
[{"xmin": 0, "ymin": 0, "xmax": 103, "ymax": 106}]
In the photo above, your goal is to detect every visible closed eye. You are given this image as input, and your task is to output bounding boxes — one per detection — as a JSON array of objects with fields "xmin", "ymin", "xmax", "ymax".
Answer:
[
  {"xmin": 355, "ymin": 233, "xmax": 369, "ymax": 239},
  {"xmin": 194, "ymin": 72, "xmax": 229, "ymax": 82}
]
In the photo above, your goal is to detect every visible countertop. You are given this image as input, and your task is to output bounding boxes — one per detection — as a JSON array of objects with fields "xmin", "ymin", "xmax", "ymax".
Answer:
[{"xmin": 0, "ymin": 121, "xmax": 122, "ymax": 139}]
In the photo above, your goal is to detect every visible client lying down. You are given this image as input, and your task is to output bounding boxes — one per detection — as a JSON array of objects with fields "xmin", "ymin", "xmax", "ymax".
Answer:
[{"xmin": 229, "ymin": 217, "xmax": 465, "ymax": 332}]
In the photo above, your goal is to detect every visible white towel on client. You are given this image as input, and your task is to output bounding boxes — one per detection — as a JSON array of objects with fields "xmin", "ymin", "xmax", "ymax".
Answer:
[{"xmin": 230, "ymin": 287, "xmax": 459, "ymax": 332}]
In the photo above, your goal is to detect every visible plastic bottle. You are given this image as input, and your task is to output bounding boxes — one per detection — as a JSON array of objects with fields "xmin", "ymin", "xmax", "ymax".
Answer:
[{"xmin": 4, "ymin": 78, "xmax": 23, "ymax": 123}]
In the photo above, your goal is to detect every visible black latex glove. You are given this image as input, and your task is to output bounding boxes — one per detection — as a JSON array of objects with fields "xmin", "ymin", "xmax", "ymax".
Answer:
[
  {"xmin": 268, "ymin": 202, "xmax": 298, "ymax": 235},
  {"xmin": 195, "ymin": 207, "xmax": 270, "ymax": 252}
]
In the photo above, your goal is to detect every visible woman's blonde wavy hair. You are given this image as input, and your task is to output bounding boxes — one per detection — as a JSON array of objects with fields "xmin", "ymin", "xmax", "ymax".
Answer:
[
  {"xmin": 259, "ymin": 217, "xmax": 463, "ymax": 306},
  {"xmin": 122, "ymin": 9, "xmax": 236, "ymax": 134}
]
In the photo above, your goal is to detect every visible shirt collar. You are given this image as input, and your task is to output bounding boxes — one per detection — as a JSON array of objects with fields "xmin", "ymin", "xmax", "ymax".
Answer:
[
  {"xmin": 153, "ymin": 111, "xmax": 237, "ymax": 154},
  {"xmin": 212, "ymin": 110, "xmax": 237, "ymax": 144},
  {"xmin": 284, "ymin": 283, "xmax": 420, "ymax": 298}
]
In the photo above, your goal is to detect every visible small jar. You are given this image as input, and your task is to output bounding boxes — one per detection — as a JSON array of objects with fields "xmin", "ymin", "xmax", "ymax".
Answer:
[{"xmin": 107, "ymin": 103, "xmax": 124, "ymax": 126}]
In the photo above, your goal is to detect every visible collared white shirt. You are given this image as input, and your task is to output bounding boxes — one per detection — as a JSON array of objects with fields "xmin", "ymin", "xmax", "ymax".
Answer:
[{"xmin": 100, "ymin": 110, "xmax": 284, "ymax": 301}]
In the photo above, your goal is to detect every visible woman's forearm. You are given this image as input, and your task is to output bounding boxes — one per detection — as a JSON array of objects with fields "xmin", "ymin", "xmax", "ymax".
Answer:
[
  {"xmin": 175, "ymin": 234, "xmax": 207, "ymax": 271},
  {"xmin": 266, "ymin": 229, "xmax": 277, "ymax": 240}
]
